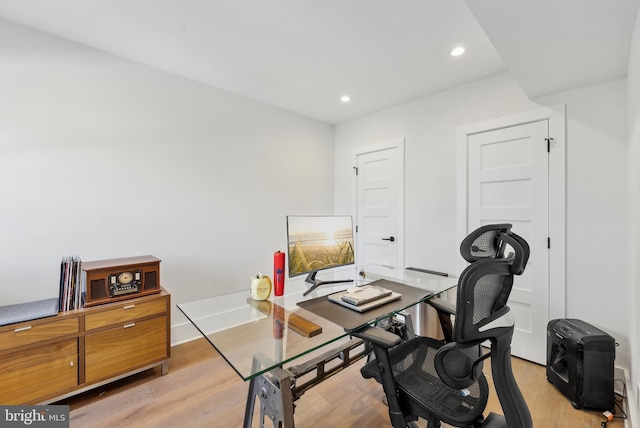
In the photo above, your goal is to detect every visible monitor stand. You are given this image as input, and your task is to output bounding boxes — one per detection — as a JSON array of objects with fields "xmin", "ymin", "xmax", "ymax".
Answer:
[{"xmin": 302, "ymin": 271, "xmax": 353, "ymax": 296}]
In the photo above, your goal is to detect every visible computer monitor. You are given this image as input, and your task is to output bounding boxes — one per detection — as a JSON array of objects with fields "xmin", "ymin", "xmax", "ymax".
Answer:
[{"xmin": 286, "ymin": 215, "xmax": 355, "ymax": 296}]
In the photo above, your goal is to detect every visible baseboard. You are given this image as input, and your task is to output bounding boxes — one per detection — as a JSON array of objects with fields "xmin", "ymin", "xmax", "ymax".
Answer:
[
  {"xmin": 171, "ymin": 321, "xmax": 202, "ymax": 346},
  {"xmin": 616, "ymin": 366, "xmax": 638, "ymax": 428},
  {"xmin": 616, "ymin": 366, "xmax": 627, "ymax": 396}
]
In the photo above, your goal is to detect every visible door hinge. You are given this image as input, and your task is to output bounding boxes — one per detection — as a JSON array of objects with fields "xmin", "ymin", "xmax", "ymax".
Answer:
[
  {"xmin": 353, "ymin": 166, "xmax": 358, "ymax": 175},
  {"xmin": 355, "ymin": 225, "xmax": 358, "ymax": 233},
  {"xmin": 548, "ymin": 237, "xmax": 551, "ymax": 249},
  {"xmin": 545, "ymin": 137, "xmax": 554, "ymax": 152}
]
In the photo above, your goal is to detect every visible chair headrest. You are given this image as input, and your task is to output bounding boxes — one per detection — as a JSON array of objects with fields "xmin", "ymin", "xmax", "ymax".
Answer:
[
  {"xmin": 500, "ymin": 231, "xmax": 530, "ymax": 275},
  {"xmin": 460, "ymin": 224, "xmax": 512, "ymax": 263},
  {"xmin": 460, "ymin": 224, "xmax": 529, "ymax": 274}
]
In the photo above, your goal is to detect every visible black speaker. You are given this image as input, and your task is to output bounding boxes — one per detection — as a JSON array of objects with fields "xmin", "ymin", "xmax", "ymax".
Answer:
[
  {"xmin": 90, "ymin": 279, "xmax": 107, "ymax": 299},
  {"xmin": 546, "ymin": 319, "xmax": 615, "ymax": 410},
  {"xmin": 144, "ymin": 271, "xmax": 158, "ymax": 290}
]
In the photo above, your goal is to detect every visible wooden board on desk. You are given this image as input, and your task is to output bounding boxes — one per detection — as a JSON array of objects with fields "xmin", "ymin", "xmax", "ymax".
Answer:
[{"xmin": 246, "ymin": 299, "xmax": 322, "ymax": 338}]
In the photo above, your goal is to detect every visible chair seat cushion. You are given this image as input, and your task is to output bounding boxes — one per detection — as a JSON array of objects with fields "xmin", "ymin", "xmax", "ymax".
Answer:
[{"xmin": 390, "ymin": 337, "xmax": 488, "ymax": 426}]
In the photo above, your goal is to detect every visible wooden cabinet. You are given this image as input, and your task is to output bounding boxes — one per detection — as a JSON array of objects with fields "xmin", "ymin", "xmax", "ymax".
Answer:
[{"xmin": 0, "ymin": 289, "xmax": 170, "ymax": 404}]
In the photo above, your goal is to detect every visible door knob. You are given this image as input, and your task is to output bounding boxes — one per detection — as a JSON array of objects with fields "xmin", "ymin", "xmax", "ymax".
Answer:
[{"xmin": 382, "ymin": 236, "xmax": 395, "ymax": 242}]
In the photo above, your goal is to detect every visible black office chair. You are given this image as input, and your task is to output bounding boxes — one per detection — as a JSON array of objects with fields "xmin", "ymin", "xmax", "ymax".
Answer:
[{"xmin": 352, "ymin": 224, "xmax": 532, "ymax": 428}]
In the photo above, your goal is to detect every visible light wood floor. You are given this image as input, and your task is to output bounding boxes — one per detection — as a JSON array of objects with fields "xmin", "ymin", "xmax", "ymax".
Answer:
[{"xmin": 58, "ymin": 338, "xmax": 627, "ymax": 427}]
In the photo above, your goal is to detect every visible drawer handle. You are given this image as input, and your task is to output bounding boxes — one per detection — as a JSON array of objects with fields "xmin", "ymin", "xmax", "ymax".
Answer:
[
  {"xmin": 14, "ymin": 326, "xmax": 32, "ymax": 333},
  {"xmin": 123, "ymin": 323, "xmax": 136, "ymax": 329},
  {"xmin": 123, "ymin": 304, "xmax": 136, "ymax": 310}
]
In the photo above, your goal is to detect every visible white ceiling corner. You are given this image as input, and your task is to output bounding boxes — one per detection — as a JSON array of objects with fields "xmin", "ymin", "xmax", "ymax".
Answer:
[{"xmin": 465, "ymin": 0, "xmax": 640, "ymax": 98}]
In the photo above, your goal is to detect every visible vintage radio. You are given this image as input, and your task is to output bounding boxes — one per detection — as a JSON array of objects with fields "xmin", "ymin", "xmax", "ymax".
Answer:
[{"xmin": 83, "ymin": 255, "xmax": 161, "ymax": 307}]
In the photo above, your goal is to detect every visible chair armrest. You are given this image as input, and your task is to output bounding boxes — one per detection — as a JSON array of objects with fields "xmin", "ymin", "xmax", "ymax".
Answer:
[
  {"xmin": 427, "ymin": 297, "xmax": 455, "ymax": 315},
  {"xmin": 351, "ymin": 326, "xmax": 402, "ymax": 348},
  {"xmin": 352, "ymin": 326, "xmax": 407, "ymax": 427}
]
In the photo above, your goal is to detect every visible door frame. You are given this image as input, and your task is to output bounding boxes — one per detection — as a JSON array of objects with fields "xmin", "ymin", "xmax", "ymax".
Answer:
[
  {"xmin": 456, "ymin": 104, "xmax": 566, "ymax": 321},
  {"xmin": 351, "ymin": 138, "xmax": 405, "ymax": 270}
]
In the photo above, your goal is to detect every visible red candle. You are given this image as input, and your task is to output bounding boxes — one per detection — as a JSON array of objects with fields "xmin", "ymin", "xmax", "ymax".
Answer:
[{"xmin": 274, "ymin": 251, "xmax": 285, "ymax": 296}]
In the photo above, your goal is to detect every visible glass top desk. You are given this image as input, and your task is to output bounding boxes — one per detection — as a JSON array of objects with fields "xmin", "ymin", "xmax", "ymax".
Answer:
[{"xmin": 178, "ymin": 265, "xmax": 457, "ymax": 427}]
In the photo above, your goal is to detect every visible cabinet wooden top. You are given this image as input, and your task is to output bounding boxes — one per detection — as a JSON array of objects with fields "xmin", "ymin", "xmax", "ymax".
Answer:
[{"xmin": 82, "ymin": 255, "xmax": 161, "ymax": 270}]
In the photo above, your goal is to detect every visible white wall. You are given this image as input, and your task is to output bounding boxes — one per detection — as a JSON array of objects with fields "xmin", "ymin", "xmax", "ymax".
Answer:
[
  {"xmin": 535, "ymin": 80, "xmax": 628, "ymax": 366},
  {"xmin": 626, "ymin": 4, "xmax": 640, "ymax": 422},
  {"xmin": 0, "ymin": 20, "xmax": 335, "ymax": 343},
  {"xmin": 335, "ymin": 73, "xmax": 630, "ymax": 369}
]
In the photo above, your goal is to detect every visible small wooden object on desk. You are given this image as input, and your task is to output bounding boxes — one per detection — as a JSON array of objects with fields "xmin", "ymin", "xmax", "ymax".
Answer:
[{"xmin": 0, "ymin": 289, "xmax": 171, "ymax": 405}]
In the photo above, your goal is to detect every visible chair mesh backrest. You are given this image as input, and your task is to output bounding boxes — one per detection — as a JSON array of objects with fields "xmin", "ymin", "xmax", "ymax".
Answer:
[{"xmin": 472, "ymin": 273, "xmax": 507, "ymax": 324}]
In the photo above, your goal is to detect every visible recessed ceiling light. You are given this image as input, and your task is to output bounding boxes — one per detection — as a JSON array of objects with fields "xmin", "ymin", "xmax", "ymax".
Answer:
[
  {"xmin": 450, "ymin": 46, "xmax": 465, "ymax": 57},
  {"xmin": 340, "ymin": 95, "xmax": 351, "ymax": 103}
]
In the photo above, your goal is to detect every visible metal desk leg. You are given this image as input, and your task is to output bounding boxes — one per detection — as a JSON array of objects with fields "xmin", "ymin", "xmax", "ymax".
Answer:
[
  {"xmin": 244, "ymin": 360, "xmax": 295, "ymax": 428},
  {"xmin": 242, "ymin": 339, "xmax": 369, "ymax": 427},
  {"xmin": 412, "ymin": 301, "xmax": 429, "ymax": 337}
]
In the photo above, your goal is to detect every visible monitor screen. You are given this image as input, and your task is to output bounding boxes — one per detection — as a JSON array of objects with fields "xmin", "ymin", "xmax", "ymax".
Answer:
[{"xmin": 286, "ymin": 215, "xmax": 355, "ymax": 279}]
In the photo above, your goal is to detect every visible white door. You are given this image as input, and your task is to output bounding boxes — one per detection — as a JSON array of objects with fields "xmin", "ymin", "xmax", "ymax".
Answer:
[
  {"xmin": 354, "ymin": 142, "xmax": 404, "ymax": 270},
  {"xmin": 467, "ymin": 120, "xmax": 550, "ymax": 364}
]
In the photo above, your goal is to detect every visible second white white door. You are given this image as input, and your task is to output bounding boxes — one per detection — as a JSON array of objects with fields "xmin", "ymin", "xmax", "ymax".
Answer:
[
  {"xmin": 467, "ymin": 120, "xmax": 550, "ymax": 364},
  {"xmin": 355, "ymin": 143, "xmax": 404, "ymax": 270}
]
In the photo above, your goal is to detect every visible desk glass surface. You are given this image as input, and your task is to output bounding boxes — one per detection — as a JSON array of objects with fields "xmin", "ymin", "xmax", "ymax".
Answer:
[{"xmin": 178, "ymin": 265, "xmax": 457, "ymax": 381}]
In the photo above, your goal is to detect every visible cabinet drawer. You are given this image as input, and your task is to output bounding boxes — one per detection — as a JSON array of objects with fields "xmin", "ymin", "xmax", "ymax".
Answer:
[
  {"xmin": 0, "ymin": 318, "xmax": 79, "ymax": 352},
  {"xmin": 0, "ymin": 338, "xmax": 78, "ymax": 404},
  {"xmin": 85, "ymin": 299, "xmax": 166, "ymax": 330},
  {"xmin": 85, "ymin": 316, "xmax": 167, "ymax": 383}
]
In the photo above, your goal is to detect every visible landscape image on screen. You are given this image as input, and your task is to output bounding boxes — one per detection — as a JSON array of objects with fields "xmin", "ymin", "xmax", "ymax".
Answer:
[{"xmin": 287, "ymin": 216, "xmax": 355, "ymax": 277}]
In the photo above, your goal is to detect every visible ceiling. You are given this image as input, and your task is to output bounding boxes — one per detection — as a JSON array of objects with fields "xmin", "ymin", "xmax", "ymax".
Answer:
[{"xmin": 0, "ymin": 0, "xmax": 638, "ymax": 124}]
